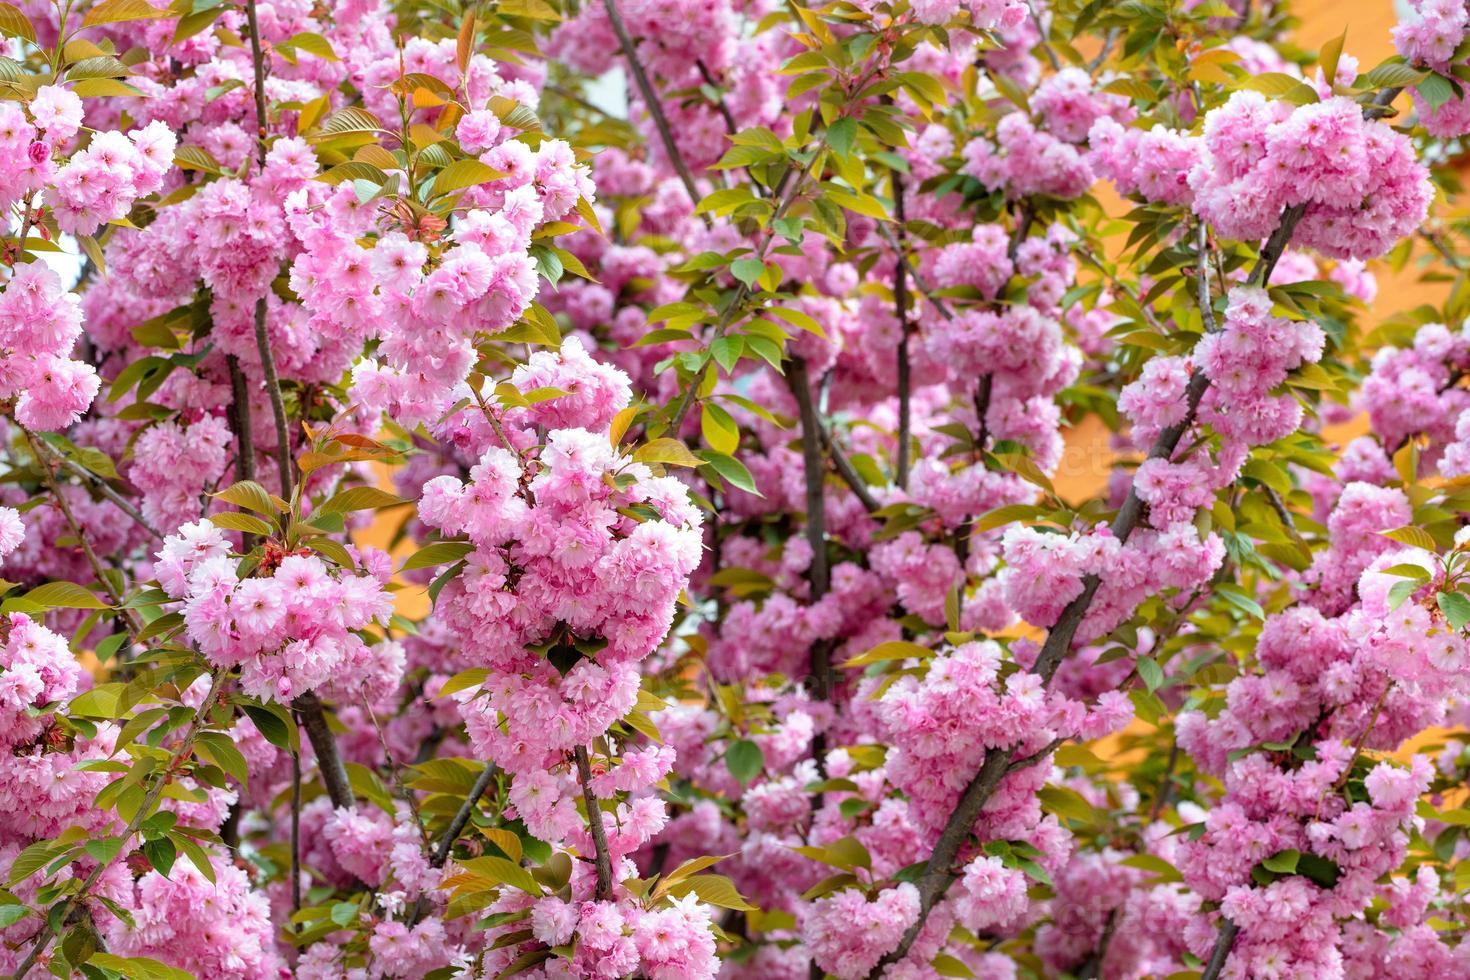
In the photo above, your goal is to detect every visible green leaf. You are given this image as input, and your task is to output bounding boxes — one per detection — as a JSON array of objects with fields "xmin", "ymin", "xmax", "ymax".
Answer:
[
  {"xmin": 208, "ymin": 511, "xmax": 274, "ymax": 536},
  {"xmin": 7, "ymin": 840, "xmax": 60, "ymax": 885},
  {"xmin": 0, "ymin": 2, "xmax": 35, "ymax": 43},
  {"xmin": 1262, "ymin": 849, "xmax": 1300, "ymax": 873},
  {"xmin": 88, "ymin": 953, "xmax": 194, "ymax": 980},
  {"xmin": 826, "ymin": 117, "xmax": 858, "ymax": 158},
  {"xmin": 791, "ymin": 835, "xmax": 871, "ymax": 871},
  {"xmin": 320, "ymin": 486, "xmax": 408, "ymax": 514},
  {"xmin": 1135, "ymin": 655, "xmax": 1164, "ymax": 692},
  {"xmin": 69, "ymin": 683, "xmax": 127, "ymax": 719},
  {"xmin": 84, "ymin": 836, "xmax": 124, "ymax": 864},
  {"xmin": 1418, "ymin": 72, "xmax": 1456, "ymax": 110},
  {"xmin": 664, "ymin": 873, "xmax": 759, "ymax": 911},
  {"xmin": 725, "ymin": 739, "xmax": 764, "ymax": 784},
  {"xmin": 698, "ymin": 452, "xmax": 759, "ymax": 495},
  {"xmin": 195, "ymin": 731, "xmax": 249, "ymax": 786},
  {"xmin": 243, "ymin": 703, "xmax": 298, "ymax": 753},
  {"xmin": 212, "ymin": 480, "xmax": 281, "ymax": 515},
  {"xmin": 457, "ymin": 855, "xmax": 543, "ymax": 896},
  {"xmin": 1037, "ymin": 785, "xmax": 1099, "ymax": 824},
  {"xmin": 1381, "ymin": 526, "xmax": 1437, "ymax": 551},
  {"xmin": 701, "ymin": 404, "xmax": 740, "ymax": 456},
  {"xmin": 282, "ymin": 30, "xmax": 339, "ymax": 61},
  {"xmin": 168, "ymin": 832, "xmax": 216, "ymax": 883},
  {"xmin": 0, "ymin": 904, "xmax": 26, "ymax": 927},
  {"xmin": 12, "ymin": 581, "xmax": 107, "ymax": 610},
  {"xmin": 81, "ymin": 0, "xmax": 168, "ymax": 27},
  {"xmin": 434, "ymin": 159, "xmax": 510, "ymax": 196},
  {"xmin": 142, "ymin": 836, "xmax": 176, "ymax": 878},
  {"xmin": 436, "ymin": 667, "xmax": 490, "ymax": 700},
  {"xmin": 635, "ymin": 438, "xmax": 702, "ymax": 468},
  {"xmin": 401, "ymin": 541, "xmax": 475, "ymax": 571},
  {"xmin": 1321, "ymin": 27, "xmax": 1347, "ymax": 85},
  {"xmin": 730, "ymin": 258, "xmax": 765, "ymax": 288},
  {"xmin": 1218, "ymin": 589, "xmax": 1265, "ymax": 621},
  {"xmin": 1439, "ymin": 591, "xmax": 1470, "ymax": 631},
  {"xmin": 842, "ymin": 640, "xmax": 933, "ymax": 668},
  {"xmin": 1388, "ymin": 578, "xmax": 1422, "ymax": 611}
]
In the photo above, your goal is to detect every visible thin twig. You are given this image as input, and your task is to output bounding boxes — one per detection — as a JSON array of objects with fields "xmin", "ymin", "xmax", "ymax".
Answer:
[
  {"xmin": 1147, "ymin": 739, "xmax": 1180, "ymax": 823},
  {"xmin": 816, "ymin": 421, "xmax": 880, "ymax": 513},
  {"xmin": 244, "ymin": 0, "xmax": 295, "ymax": 500},
  {"xmin": 432, "ymin": 764, "xmax": 496, "ymax": 868},
  {"xmin": 1196, "ymin": 218, "xmax": 1218, "ymax": 334},
  {"xmin": 1006, "ymin": 737, "xmax": 1063, "ymax": 774},
  {"xmin": 1087, "ymin": 28, "xmax": 1118, "ymax": 74},
  {"xmin": 893, "ymin": 169, "xmax": 913, "ymax": 489},
  {"xmin": 602, "ymin": 0, "xmax": 711, "ymax": 227},
  {"xmin": 290, "ymin": 742, "xmax": 302, "ymax": 919},
  {"xmin": 22, "ymin": 428, "xmax": 143, "ymax": 636},
  {"xmin": 1078, "ymin": 906, "xmax": 1119, "ymax": 979},
  {"xmin": 575, "ymin": 745, "xmax": 616, "ymax": 901},
  {"xmin": 874, "ymin": 223, "xmax": 955, "ymax": 322}
]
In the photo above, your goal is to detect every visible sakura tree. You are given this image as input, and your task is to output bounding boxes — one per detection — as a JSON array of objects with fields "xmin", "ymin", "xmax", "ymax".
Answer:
[{"xmin": 2, "ymin": 0, "xmax": 1470, "ymax": 977}]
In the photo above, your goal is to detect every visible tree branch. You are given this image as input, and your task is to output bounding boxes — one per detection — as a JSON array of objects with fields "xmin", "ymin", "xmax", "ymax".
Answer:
[
  {"xmin": 788, "ymin": 356, "xmax": 832, "ymax": 700},
  {"xmin": 575, "ymin": 745, "xmax": 615, "ymax": 901},
  {"xmin": 244, "ymin": 0, "xmax": 294, "ymax": 500},
  {"xmin": 432, "ymin": 764, "xmax": 496, "ymax": 868},
  {"xmin": 893, "ymin": 169, "xmax": 913, "ymax": 489},
  {"xmin": 602, "ymin": 0, "xmax": 712, "ymax": 227},
  {"xmin": 226, "ymin": 354, "xmax": 256, "ymax": 484},
  {"xmin": 816, "ymin": 420, "xmax": 880, "ymax": 514},
  {"xmin": 293, "ymin": 691, "xmax": 355, "ymax": 809},
  {"xmin": 1200, "ymin": 918, "xmax": 1239, "ymax": 980}
]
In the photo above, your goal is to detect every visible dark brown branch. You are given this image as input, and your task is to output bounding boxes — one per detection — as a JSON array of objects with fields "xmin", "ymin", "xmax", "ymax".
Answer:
[
  {"xmin": 432, "ymin": 764, "xmax": 496, "ymax": 867},
  {"xmin": 1147, "ymin": 738, "xmax": 1180, "ymax": 823},
  {"xmin": 816, "ymin": 421, "xmax": 880, "ymax": 514},
  {"xmin": 1201, "ymin": 918, "xmax": 1239, "ymax": 980},
  {"xmin": 1246, "ymin": 202, "xmax": 1307, "ymax": 287},
  {"xmin": 603, "ymin": 0, "xmax": 711, "ymax": 227},
  {"xmin": 227, "ymin": 354, "xmax": 256, "ymax": 484},
  {"xmin": 293, "ymin": 691, "xmax": 355, "ymax": 809},
  {"xmin": 696, "ymin": 59, "xmax": 739, "ymax": 138},
  {"xmin": 244, "ymin": 0, "xmax": 295, "ymax": 500},
  {"xmin": 893, "ymin": 169, "xmax": 913, "ymax": 489},
  {"xmin": 1078, "ymin": 906, "xmax": 1119, "ymax": 980},
  {"xmin": 575, "ymin": 745, "xmax": 616, "ymax": 901},
  {"xmin": 788, "ymin": 356, "xmax": 832, "ymax": 700},
  {"xmin": 1006, "ymin": 737, "xmax": 1063, "ymax": 774},
  {"xmin": 1196, "ymin": 219, "xmax": 1218, "ymax": 334}
]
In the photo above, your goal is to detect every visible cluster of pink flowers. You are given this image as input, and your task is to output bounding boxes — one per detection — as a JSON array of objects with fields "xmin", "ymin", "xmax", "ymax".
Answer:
[
  {"xmin": 1189, "ymin": 92, "xmax": 1432, "ymax": 260},
  {"xmin": 159, "ymin": 520, "xmax": 397, "ymax": 702},
  {"xmin": 1087, "ymin": 116, "xmax": 1200, "ymax": 206},
  {"xmin": 1395, "ymin": 0, "xmax": 1470, "ymax": 137},
  {"xmin": 0, "ymin": 262, "xmax": 99, "ymax": 431}
]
